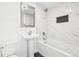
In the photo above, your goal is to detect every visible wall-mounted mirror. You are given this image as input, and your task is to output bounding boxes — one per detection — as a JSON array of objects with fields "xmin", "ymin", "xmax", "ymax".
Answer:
[{"xmin": 21, "ymin": 3, "xmax": 35, "ymax": 27}]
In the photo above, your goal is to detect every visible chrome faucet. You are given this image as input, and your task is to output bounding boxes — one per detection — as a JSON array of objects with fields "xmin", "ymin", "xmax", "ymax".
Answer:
[
  {"xmin": 42, "ymin": 32, "xmax": 47, "ymax": 40},
  {"xmin": 28, "ymin": 31, "xmax": 32, "ymax": 35}
]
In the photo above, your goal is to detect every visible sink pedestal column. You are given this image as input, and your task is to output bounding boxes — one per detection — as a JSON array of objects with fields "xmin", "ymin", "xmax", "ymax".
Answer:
[
  {"xmin": 26, "ymin": 39, "xmax": 35, "ymax": 57},
  {"xmin": 17, "ymin": 34, "xmax": 40, "ymax": 57}
]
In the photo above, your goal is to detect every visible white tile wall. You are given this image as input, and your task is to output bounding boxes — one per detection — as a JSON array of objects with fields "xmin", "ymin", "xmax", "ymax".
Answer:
[
  {"xmin": 36, "ymin": 2, "xmax": 79, "ymax": 56},
  {"xmin": 47, "ymin": 2, "xmax": 79, "ymax": 56},
  {"xmin": 35, "ymin": 6, "xmax": 48, "ymax": 41}
]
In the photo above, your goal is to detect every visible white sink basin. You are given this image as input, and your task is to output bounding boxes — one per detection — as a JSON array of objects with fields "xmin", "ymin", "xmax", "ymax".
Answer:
[{"xmin": 23, "ymin": 34, "xmax": 40, "ymax": 39}]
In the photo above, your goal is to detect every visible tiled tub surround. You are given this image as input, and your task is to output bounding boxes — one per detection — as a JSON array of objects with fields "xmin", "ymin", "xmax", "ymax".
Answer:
[{"xmin": 36, "ymin": 3, "xmax": 79, "ymax": 57}]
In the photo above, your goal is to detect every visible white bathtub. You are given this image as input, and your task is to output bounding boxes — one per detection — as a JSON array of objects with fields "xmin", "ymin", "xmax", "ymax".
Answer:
[{"xmin": 36, "ymin": 39, "xmax": 79, "ymax": 57}]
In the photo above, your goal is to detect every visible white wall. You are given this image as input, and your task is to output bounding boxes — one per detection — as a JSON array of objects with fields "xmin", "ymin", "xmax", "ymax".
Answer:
[
  {"xmin": 35, "ymin": 7, "xmax": 48, "ymax": 40},
  {"xmin": 47, "ymin": 2, "xmax": 79, "ymax": 56},
  {"xmin": 0, "ymin": 2, "xmax": 20, "ymax": 56},
  {"xmin": 0, "ymin": 2, "xmax": 46, "ymax": 57},
  {"xmin": 0, "ymin": 2, "xmax": 20, "ymax": 42}
]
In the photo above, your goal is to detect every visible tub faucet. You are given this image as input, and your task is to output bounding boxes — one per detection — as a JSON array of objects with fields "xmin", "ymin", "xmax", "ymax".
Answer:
[
  {"xmin": 42, "ymin": 32, "xmax": 46, "ymax": 36},
  {"xmin": 42, "ymin": 32, "xmax": 47, "ymax": 40}
]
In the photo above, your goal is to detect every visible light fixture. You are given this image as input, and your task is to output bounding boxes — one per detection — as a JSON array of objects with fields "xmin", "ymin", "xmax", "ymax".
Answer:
[{"xmin": 22, "ymin": 5, "xmax": 28, "ymax": 11}]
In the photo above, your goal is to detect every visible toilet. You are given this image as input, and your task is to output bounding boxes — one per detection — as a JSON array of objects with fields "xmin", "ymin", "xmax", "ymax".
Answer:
[{"xmin": 1, "ymin": 40, "xmax": 18, "ymax": 57}]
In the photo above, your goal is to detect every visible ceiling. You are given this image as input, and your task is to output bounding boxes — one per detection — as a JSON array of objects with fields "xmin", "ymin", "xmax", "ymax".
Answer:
[{"xmin": 35, "ymin": 2, "xmax": 64, "ymax": 9}]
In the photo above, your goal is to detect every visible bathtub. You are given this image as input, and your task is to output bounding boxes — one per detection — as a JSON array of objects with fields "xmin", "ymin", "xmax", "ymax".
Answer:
[{"xmin": 36, "ymin": 39, "xmax": 79, "ymax": 57}]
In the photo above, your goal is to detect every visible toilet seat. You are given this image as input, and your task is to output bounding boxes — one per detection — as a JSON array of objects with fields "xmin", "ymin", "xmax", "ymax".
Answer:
[{"xmin": 9, "ymin": 55, "xmax": 18, "ymax": 57}]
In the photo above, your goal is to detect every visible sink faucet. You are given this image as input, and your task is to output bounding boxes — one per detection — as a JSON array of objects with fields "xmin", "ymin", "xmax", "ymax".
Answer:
[
  {"xmin": 28, "ymin": 31, "xmax": 32, "ymax": 35},
  {"xmin": 42, "ymin": 32, "xmax": 47, "ymax": 39},
  {"xmin": 42, "ymin": 32, "xmax": 46, "ymax": 36}
]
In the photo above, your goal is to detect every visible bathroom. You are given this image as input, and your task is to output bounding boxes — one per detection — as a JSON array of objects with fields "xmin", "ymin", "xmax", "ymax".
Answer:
[{"xmin": 0, "ymin": 1, "xmax": 79, "ymax": 57}]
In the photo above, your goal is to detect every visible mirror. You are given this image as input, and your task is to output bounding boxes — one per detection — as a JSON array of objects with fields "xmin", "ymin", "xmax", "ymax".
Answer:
[{"xmin": 21, "ymin": 3, "xmax": 35, "ymax": 27}]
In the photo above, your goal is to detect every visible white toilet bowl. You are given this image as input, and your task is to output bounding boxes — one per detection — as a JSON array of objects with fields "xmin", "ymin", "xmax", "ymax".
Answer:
[{"xmin": 1, "ymin": 40, "xmax": 17, "ymax": 57}]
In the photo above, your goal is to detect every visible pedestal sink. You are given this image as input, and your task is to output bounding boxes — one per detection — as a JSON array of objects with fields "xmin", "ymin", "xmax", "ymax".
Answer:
[{"xmin": 22, "ymin": 34, "xmax": 39, "ymax": 57}]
